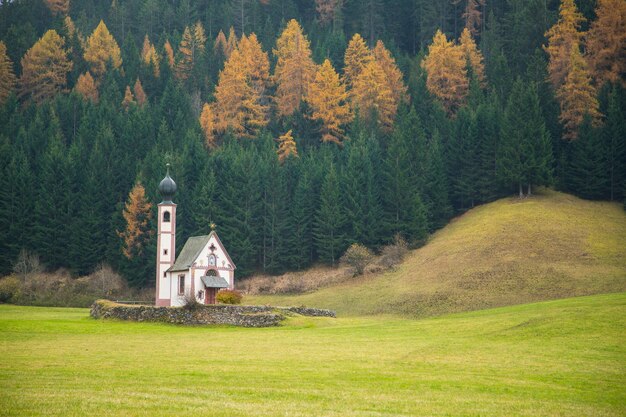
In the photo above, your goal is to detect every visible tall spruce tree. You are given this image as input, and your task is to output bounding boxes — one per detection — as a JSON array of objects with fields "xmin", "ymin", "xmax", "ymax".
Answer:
[
  {"xmin": 314, "ymin": 163, "xmax": 346, "ymax": 265},
  {"xmin": 566, "ymin": 116, "xmax": 607, "ymax": 199},
  {"xmin": 498, "ymin": 78, "xmax": 553, "ymax": 197}
]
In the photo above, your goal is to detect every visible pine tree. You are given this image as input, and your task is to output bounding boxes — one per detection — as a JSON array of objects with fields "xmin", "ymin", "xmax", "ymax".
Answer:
[
  {"xmin": 74, "ymin": 71, "xmax": 98, "ymax": 103},
  {"xmin": 83, "ymin": 20, "xmax": 122, "ymax": 78},
  {"xmin": 191, "ymin": 167, "xmax": 218, "ymax": 236},
  {"xmin": 0, "ymin": 41, "xmax": 16, "ymax": 106},
  {"xmin": 342, "ymin": 131, "xmax": 383, "ymax": 248},
  {"xmin": 276, "ymin": 130, "xmax": 298, "ymax": 163},
  {"xmin": 291, "ymin": 170, "xmax": 317, "ymax": 269},
  {"xmin": 199, "ymin": 103, "xmax": 216, "ymax": 148},
  {"xmin": 133, "ymin": 78, "xmax": 147, "ymax": 106},
  {"xmin": 602, "ymin": 87, "xmax": 626, "ymax": 201},
  {"xmin": 498, "ymin": 78, "xmax": 553, "ymax": 197},
  {"xmin": 19, "ymin": 30, "xmax": 72, "ymax": 104},
  {"xmin": 423, "ymin": 129, "xmax": 453, "ymax": 230},
  {"xmin": 585, "ymin": 0, "xmax": 626, "ymax": 87},
  {"xmin": 556, "ymin": 45, "xmax": 601, "ymax": 140},
  {"xmin": 343, "ymin": 33, "xmax": 373, "ymax": 90},
  {"xmin": 544, "ymin": 0, "xmax": 585, "ymax": 90},
  {"xmin": 566, "ymin": 116, "xmax": 607, "ymax": 199},
  {"xmin": 382, "ymin": 107, "xmax": 429, "ymax": 243},
  {"xmin": 314, "ymin": 163, "xmax": 346, "ymax": 265},
  {"xmin": 273, "ymin": 19, "xmax": 316, "ymax": 117},
  {"xmin": 32, "ymin": 124, "xmax": 72, "ymax": 269},
  {"xmin": 306, "ymin": 59, "xmax": 353, "ymax": 145},
  {"xmin": 421, "ymin": 30, "xmax": 468, "ymax": 115},
  {"xmin": 352, "ymin": 59, "xmax": 397, "ymax": 131}
]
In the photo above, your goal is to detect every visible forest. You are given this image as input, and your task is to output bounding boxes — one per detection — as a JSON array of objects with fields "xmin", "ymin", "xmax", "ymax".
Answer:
[{"xmin": 0, "ymin": 0, "xmax": 624, "ymax": 287}]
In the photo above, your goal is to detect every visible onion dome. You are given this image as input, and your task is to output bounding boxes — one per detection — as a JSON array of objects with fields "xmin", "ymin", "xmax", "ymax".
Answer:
[{"xmin": 158, "ymin": 163, "xmax": 177, "ymax": 203}]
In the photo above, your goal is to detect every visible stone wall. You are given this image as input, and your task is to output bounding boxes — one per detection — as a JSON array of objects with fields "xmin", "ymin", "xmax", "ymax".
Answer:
[{"xmin": 90, "ymin": 300, "xmax": 335, "ymax": 327}]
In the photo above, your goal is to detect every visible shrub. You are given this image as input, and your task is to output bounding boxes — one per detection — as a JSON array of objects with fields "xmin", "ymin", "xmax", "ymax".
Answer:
[
  {"xmin": 182, "ymin": 293, "xmax": 202, "ymax": 310},
  {"xmin": 341, "ymin": 243, "xmax": 374, "ymax": 276},
  {"xmin": 0, "ymin": 276, "xmax": 21, "ymax": 303},
  {"xmin": 380, "ymin": 234, "xmax": 409, "ymax": 269},
  {"xmin": 216, "ymin": 289, "xmax": 243, "ymax": 304}
]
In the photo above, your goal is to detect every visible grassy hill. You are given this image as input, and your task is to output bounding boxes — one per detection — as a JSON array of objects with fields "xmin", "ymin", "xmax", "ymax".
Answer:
[
  {"xmin": 0, "ymin": 294, "xmax": 624, "ymax": 416},
  {"xmin": 247, "ymin": 190, "xmax": 626, "ymax": 317}
]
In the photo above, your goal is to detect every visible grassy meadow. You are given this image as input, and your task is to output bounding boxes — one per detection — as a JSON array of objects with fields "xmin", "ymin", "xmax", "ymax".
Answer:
[
  {"xmin": 1, "ymin": 293, "xmax": 625, "ymax": 416},
  {"xmin": 247, "ymin": 190, "xmax": 626, "ymax": 316}
]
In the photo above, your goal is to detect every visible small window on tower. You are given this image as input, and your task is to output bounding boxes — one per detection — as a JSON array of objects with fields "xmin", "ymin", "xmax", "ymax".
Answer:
[
  {"xmin": 163, "ymin": 249, "xmax": 168, "ymax": 255},
  {"xmin": 163, "ymin": 272, "xmax": 166, "ymax": 278},
  {"xmin": 163, "ymin": 211, "xmax": 171, "ymax": 222}
]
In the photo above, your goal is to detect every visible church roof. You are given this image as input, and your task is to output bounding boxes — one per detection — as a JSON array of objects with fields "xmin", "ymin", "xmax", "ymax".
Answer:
[
  {"xmin": 167, "ymin": 235, "xmax": 210, "ymax": 272},
  {"xmin": 166, "ymin": 231, "xmax": 236, "ymax": 273},
  {"xmin": 201, "ymin": 275, "xmax": 229, "ymax": 288}
]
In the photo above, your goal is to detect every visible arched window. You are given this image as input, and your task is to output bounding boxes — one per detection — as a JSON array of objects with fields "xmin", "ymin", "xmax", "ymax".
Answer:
[
  {"xmin": 206, "ymin": 269, "xmax": 218, "ymax": 276},
  {"xmin": 163, "ymin": 211, "xmax": 171, "ymax": 222}
]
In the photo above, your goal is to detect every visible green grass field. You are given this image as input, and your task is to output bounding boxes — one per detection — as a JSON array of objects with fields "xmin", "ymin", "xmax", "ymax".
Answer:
[
  {"xmin": 1, "ymin": 293, "xmax": 625, "ymax": 416},
  {"xmin": 248, "ymin": 190, "xmax": 626, "ymax": 317}
]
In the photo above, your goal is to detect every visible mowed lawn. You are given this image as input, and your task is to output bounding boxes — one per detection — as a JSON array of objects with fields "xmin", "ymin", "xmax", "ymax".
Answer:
[{"xmin": 1, "ymin": 294, "xmax": 625, "ymax": 417}]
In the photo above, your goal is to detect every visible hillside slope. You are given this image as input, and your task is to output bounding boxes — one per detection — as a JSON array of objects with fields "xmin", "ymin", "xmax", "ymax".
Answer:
[{"xmin": 247, "ymin": 190, "xmax": 626, "ymax": 316}]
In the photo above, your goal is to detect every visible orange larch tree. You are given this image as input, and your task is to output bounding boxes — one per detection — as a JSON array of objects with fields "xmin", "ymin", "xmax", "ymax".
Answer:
[
  {"xmin": 273, "ymin": 19, "xmax": 316, "ymax": 117},
  {"xmin": 226, "ymin": 27, "xmax": 238, "ymax": 57},
  {"xmin": 141, "ymin": 35, "xmax": 160, "ymax": 77},
  {"xmin": 213, "ymin": 33, "xmax": 270, "ymax": 138},
  {"xmin": 462, "ymin": 0, "xmax": 485, "ymax": 37},
  {"xmin": 316, "ymin": 0, "xmax": 343, "ymax": 28},
  {"xmin": 352, "ymin": 59, "xmax": 397, "ymax": 131},
  {"xmin": 343, "ymin": 33, "xmax": 373, "ymax": 90},
  {"xmin": 276, "ymin": 130, "xmax": 298, "ymax": 163},
  {"xmin": 19, "ymin": 30, "xmax": 72, "ymax": 104},
  {"xmin": 74, "ymin": 71, "xmax": 98, "ymax": 103},
  {"xmin": 214, "ymin": 30, "xmax": 228, "ymax": 56},
  {"xmin": 83, "ymin": 20, "xmax": 122, "ymax": 78},
  {"xmin": 0, "ymin": 41, "xmax": 17, "ymax": 105},
  {"xmin": 372, "ymin": 40, "xmax": 408, "ymax": 107},
  {"xmin": 163, "ymin": 40, "xmax": 175, "ymax": 67},
  {"xmin": 199, "ymin": 103, "xmax": 216, "ymax": 148},
  {"xmin": 44, "ymin": 0, "xmax": 70, "ymax": 16},
  {"xmin": 458, "ymin": 28, "xmax": 486, "ymax": 84},
  {"xmin": 421, "ymin": 29, "xmax": 468, "ymax": 115},
  {"xmin": 122, "ymin": 85, "xmax": 135, "ymax": 109},
  {"xmin": 557, "ymin": 45, "xmax": 602, "ymax": 140},
  {"xmin": 306, "ymin": 59, "xmax": 353, "ymax": 145},
  {"xmin": 118, "ymin": 182, "xmax": 153, "ymax": 259},
  {"xmin": 585, "ymin": 0, "xmax": 626, "ymax": 87},
  {"xmin": 544, "ymin": 0, "xmax": 585, "ymax": 90},
  {"xmin": 133, "ymin": 78, "xmax": 147, "ymax": 106},
  {"xmin": 175, "ymin": 22, "xmax": 206, "ymax": 81}
]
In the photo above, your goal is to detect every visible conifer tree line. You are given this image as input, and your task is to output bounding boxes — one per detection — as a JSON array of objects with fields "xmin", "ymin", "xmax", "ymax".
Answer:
[{"xmin": 0, "ymin": 0, "xmax": 624, "ymax": 285}]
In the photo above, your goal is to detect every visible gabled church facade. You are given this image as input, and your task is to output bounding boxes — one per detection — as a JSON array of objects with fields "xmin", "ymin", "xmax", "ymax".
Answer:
[{"xmin": 155, "ymin": 166, "xmax": 236, "ymax": 307}]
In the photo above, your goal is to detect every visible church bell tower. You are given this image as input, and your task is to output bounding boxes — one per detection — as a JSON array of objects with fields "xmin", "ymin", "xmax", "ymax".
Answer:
[{"xmin": 155, "ymin": 164, "xmax": 177, "ymax": 306}]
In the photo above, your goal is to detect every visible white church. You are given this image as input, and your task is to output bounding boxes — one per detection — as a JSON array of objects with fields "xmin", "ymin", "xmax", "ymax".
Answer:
[{"xmin": 155, "ymin": 165, "xmax": 236, "ymax": 307}]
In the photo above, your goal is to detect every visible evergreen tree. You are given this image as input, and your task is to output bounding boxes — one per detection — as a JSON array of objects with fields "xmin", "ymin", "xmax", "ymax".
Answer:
[
  {"xmin": 382, "ymin": 107, "xmax": 429, "ymax": 243},
  {"xmin": 566, "ymin": 117, "xmax": 607, "ymax": 199},
  {"xmin": 314, "ymin": 163, "xmax": 346, "ymax": 265},
  {"xmin": 423, "ymin": 129, "xmax": 453, "ymax": 230},
  {"xmin": 602, "ymin": 87, "xmax": 626, "ymax": 201},
  {"xmin": 498, "ymin": 78, "xmax": 553, "ymax": 197},
  {"xmin": 342, "ymin": 131, "xmax": 383, "ymax": 248}
]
